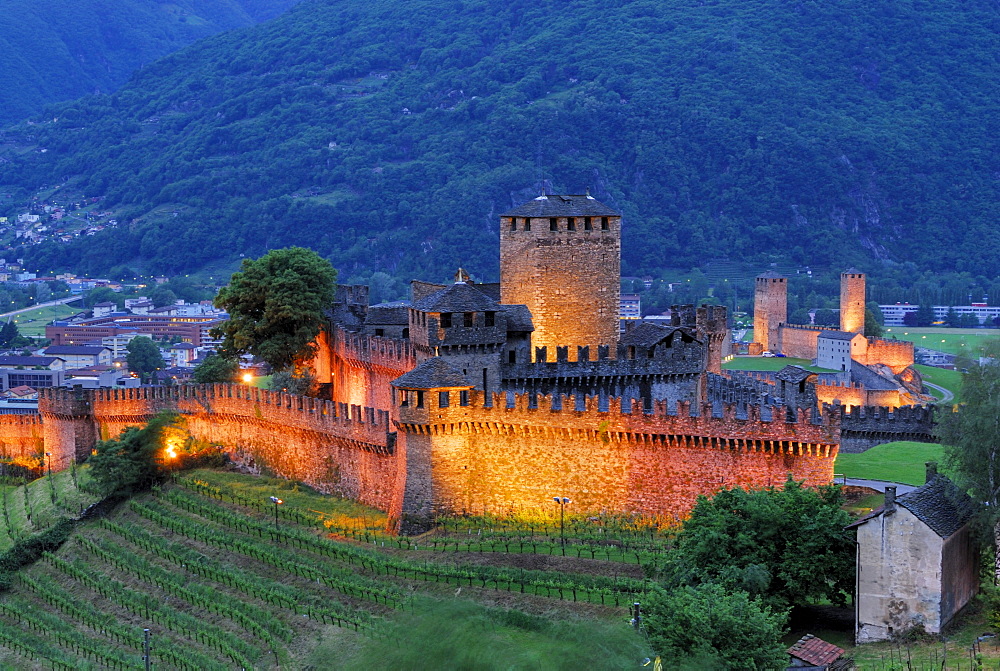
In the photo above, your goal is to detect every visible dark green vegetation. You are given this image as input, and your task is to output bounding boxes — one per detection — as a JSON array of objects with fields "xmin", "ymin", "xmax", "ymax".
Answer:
[
  {"xmin": 213, "ymin": 247, "xmax": 337, "ymax": 371},
  {"xmin": 1, "ymin": 0, "xmax": 996, "ymax": 292},
  {"xmin": 124, "ymin": 336, "xmax": 165, "ymax": 384},
  {"xmin": 192, "ymin": 352, "xmax": 240, "ymax": 383},
  {"xmin": 89, "ymin": 412, "xmax": 180, "ymax": 498},
  {"xmin": 0, "ymin": 0, "xmax": 302, "ymax": 126}
]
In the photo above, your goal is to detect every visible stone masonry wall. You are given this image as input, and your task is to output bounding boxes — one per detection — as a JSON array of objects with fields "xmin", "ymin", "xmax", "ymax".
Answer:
[
  {"xmin": 39, "ymin": 385, "xmax": 402, "ymax": 515},
  {"xmin": 327, "ymin": 326, "xmax": 417, "ymax": 410},
  {"xmin": 396, "ymin": 391, "xmax": 838, "ymax": 528},
  {"xmin": 840, "ymin": 271, "xmax": 866, "ymax": 334},
  {"xmin": 0, "ymin": 415, "xmax": 45, "ymax": 461},
  {"xmin": 500, "ymin": 216, "xmax": 620, "ymax": 361},
  {"xmin": 864, "ymin": 338, "xmax": 915, "ymax": 374},
  {"xmin": 778, "ymin": 323, "xmax": 826, "ymax": 359},
  {"xmin": 753, "ymin": 275, "xmax": 786, "ymax": 353}
]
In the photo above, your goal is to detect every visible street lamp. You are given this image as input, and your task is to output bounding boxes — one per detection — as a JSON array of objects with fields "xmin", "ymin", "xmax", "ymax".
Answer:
[
  {"xmin": 552, "ymin": 496, "xmax": 571, "ymax": 552},
  {"xmin": 269, "ymin": 496, "xmax": 283, "ymax": 529}
]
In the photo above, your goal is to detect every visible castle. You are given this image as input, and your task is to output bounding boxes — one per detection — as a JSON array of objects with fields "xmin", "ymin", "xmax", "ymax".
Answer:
[{"xmin": 0, "ymin": 195, "xmax": 935, "ymax": 533}]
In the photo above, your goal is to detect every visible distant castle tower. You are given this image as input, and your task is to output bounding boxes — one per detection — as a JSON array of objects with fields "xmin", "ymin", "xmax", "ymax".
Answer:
[
  {"xmin": 499, "ymin": 194, "xmax": 621, "ymax": 361},
  {"xmin": 840, "ymin": 269, "xmax": 866, "ymax": 334},
  {"xmin": 753, "ymin": 271, "xmax": 787, "ymax": 353}
]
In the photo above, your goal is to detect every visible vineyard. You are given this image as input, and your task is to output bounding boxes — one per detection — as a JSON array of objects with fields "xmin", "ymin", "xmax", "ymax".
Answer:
[
  {"xmin": 0, "ymin": 469, "xmax": 656, "ymax": 669},
  {"xmin": 0, "ymin": 465, "xmax": 99, "ymax": 551}
]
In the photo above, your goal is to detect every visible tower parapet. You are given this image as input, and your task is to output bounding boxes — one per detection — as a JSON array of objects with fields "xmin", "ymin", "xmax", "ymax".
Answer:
[{"xmin": 753, "ymin": 272, "xmax": 787, "ymax": 353}]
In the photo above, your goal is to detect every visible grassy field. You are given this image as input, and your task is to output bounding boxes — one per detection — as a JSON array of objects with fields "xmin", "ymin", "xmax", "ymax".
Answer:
[
  {"xmin": 835, "ymin": 441, "xmax": 944, "ymax": 485},
  {"xmin": 723, "ymin": 355, "xmax": 838, "ymax": 373},
  {"xmin": 883, "ymin": 326, "xmax": 1000, "ymax": 357},
  {"xmin": 9, "ymin": 304, "xmax": 82, "ymax": 337},
  {"xmin": 915, "ymin": 364, "xmax": 965, "ymax": 404}
]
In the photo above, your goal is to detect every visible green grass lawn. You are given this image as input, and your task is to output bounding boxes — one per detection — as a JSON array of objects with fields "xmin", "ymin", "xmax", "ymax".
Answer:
[
  {"xmin": 9, "ymin": 303, "xmax": 82, "ymax": 337},
  {"xmin": 835, "ymin": 441, "xmax": 944, "ymax": 485},
  {"xmin": 915, "ymin": 364, "xmax": 964, "ymax": 404},
  {"xmin": 883, "ymin": 326, "xmax": 1000, "ymax": 356},
  {"xmin": 723, "ymin": 356, "xmax": 837, "ymax": 373}
]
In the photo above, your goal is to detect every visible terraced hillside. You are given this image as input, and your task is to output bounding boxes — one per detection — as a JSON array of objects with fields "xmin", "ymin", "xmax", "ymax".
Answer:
[{"xmin": 0, "ymin": 470, "xmax": 653, "ymax": 668}]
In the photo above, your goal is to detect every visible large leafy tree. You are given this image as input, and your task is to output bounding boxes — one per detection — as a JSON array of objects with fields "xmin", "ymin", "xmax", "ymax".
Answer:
[
  {"xmin": 89, "ymin": 412, "xmax": 179, "ymax": 497},
  {"xmin": 941, "ymin": 341, "xmax": 1000, "ymax": 578},
  {"xmin": 213, "ymin": 247, "xmax": 337, "ymax": 371},
  {"xmin": 659, "ymin": 478, "xmax": 854, "ymax": 611},
  {"xmin": 126, "ymin": 336, "xmax": 165, "ymax": 383},
  {"xmin": 192, "ymin": 352, "xmax": 239, "ymax": 384},
  {"xmin": 643, "ymin": 583, "xmax": 787, "ymax": 670}
]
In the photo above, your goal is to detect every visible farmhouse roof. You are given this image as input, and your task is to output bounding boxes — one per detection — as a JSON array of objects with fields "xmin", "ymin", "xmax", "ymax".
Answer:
[
  {"xmin": 898, "ymin": 474, "xmax": 976, "ymax": 539},
  {"xmin": 411, "ymin": 282, "xmax": 499, "ymax": 313},
  {"xmin": 787, "ymin": 634, "xmax": 844, "ymax": 667},
  {"xmin": 392, "ymin": 357, "xmax": 473, "ymax": 390},
  {"xmin": 501, "ymin": 194, "xmax": 619, "ymax": 218}
]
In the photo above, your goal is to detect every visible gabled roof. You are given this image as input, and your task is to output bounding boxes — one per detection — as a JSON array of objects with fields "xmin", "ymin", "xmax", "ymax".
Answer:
[
  {"xmin": 775, "ymin": 365, "xmax": 814, "ymax": 383},
  {"xmin": 898, "ymin": 474, "xmax": 976, "ymax": 539},
  {"xmin": 501, "ymin": 194, "xmax": 619, "ymax": 218},
  {"xmin": 411, "ymin": 282, "xmax": 499, "ymax": 313},
  {"xmin": 818, "ymin": 330, "xmax": 861, "ymax": 341},
  {"xmin": 787, "ymin": 634, "xmax": 844, "ymax": 666},
  {"xmin": 0, "ymin": 356, "xmax": 61, "ymax": 366},
  {"xmin": 620, "ymin": 322, "xmax": 697, "ymax": 348},
  {"xmin": 365, "ymin": 302, "xmax": 411, "ymax": 325},
  {"xmin": 501, "ymin": 304, "xmax": 534, "ymax": 332},
  {"xmin": 392, "ymin": 358, "xmax": 473, "ymax": 390}
]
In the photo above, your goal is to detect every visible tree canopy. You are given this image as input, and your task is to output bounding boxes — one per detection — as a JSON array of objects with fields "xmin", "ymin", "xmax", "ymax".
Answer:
[
  {"xmin": 89, "ymin": 411, "xmax": 179, "ymax": 497},
  {"xmin": 126, "ymin": 336, "xmax": 165, "ymax": 383},
  {"xmin": 192, "ymin": 352, "xmax": 240, "ymax": 384},
  {"xmin": 213, "ymin": 247, "xmax": 336, "ymax": 371}
]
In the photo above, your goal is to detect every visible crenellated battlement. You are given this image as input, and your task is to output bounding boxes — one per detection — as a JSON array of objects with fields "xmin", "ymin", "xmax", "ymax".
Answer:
[
  {"xmin": 330, "ymin": 324, "xmax": 416, "ymax": 373},
  {"xmin": 835, "ymin": 402, "xmax": 937, "ymax": 453}
]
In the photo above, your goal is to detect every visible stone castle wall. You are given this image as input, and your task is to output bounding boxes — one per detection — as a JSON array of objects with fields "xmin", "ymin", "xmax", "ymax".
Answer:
[
  {"xmin": 395, "ymin": 390, "xmax": 838, "ymax": 529},
  {"xmin": 38, "ymin": 385, "xmax": 402, "ymax": 513},
  {"xmin": 500, "ymin": 215, "xmax": 621, "ymax": 360},
  {"xmin": 863, "ymin": 338, "xmax": 915, "ymax": 374},
  {"xmin": 326, "ymin": 325, "xmax": 417, "ymax": 410},
  {"xmin": 753, "ymin": 275, "xmax": 786, "ymax": 353},
  {"xmin": 778, "ymin": 323, "xmax": 827, "ymax": 359},
  {"xmin": 840, "ymin": 272, "xmax": 866, "ymax": 334},
  {"xmin": 0, "ymin": 415, "xmax": 45, "ymax": 461}
]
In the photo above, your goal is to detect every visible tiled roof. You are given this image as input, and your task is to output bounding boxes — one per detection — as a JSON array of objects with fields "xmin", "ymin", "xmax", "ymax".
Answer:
[
  {"xmin": 44, "ymin": 345, "xmax": 110, "ymax": 355},
  {"xmin": 392, "ymin": 358, "xmax": 473, "ymax": 390},
  {"xmin": 0, "ymin": 356, "xmax": 60, "ymax": 366},
  {"xmin": 787, "ymin": 634, "xmax": 844, "ymax": 666},
  {"xmin": 849, "ymin": 360, "xmax": 899, "ymax": 391},
  {"xmin": 501, "ymin": 194, "xmax": 619, "ymax": 218},
  {"xmin": 898, "ymin": 474, "xmax": 976, "ymax": 539},
  {"xmin": 775, "ymin": 365, "xmax": 814, "ymax": 383},
  {"xmin": 620, "ymin": 322, "xmax": 696, "ymax": 348},
  {"xmin": 818, "ymin": 330, "xmax": 859, "ymax": 341},
  {"xmin": 411, "ymin": 283, "xmax": 499, "ymax": 313},
  {"xmin": 502, "ymin": 304, "xmax": 534, "ymax": 331}
]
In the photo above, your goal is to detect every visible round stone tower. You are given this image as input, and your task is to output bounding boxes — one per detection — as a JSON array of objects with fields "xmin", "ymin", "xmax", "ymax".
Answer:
[
  {"xmin": 499, "ymin": 194, "xmax": 621, "ymax": 361},
  {"xmin": 840, "ymin": 268, "xmax": 866, "ymax": 334},
  {"xmin": 753, "ymin": 271, "xmax": 787, "ymax": 354}
]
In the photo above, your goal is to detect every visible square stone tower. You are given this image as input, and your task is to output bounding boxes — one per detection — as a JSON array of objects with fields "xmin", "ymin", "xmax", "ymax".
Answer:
[
  {"xmin": 753, "ymin": 271, "xmax": 787, "ymax": 353},
  {"xmin": 840, "ymin": 268, "xmax": 866, "ymax": 334},
  {"xmin": 499, "ymin": 194, "xmax": 621, "ymax": 361}
]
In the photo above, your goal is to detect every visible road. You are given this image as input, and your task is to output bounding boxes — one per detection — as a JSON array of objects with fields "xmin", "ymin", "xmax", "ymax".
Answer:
[
  {"xmin": 923, "ymin": 382, "xmax": 954, "ymax": 403},
  {"xmin": 0, "ymin": 295, "xmax": 83, "ymax": 320}
]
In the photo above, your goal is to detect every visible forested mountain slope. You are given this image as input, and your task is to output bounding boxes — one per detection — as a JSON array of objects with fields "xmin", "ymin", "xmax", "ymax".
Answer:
[
  {"xmin": 1, "ymin": 0, "xmax": 996, "ymax": 285},
  {"xmin": 0, "ymin": 0, "xmax": 302, "ymax": 125}
]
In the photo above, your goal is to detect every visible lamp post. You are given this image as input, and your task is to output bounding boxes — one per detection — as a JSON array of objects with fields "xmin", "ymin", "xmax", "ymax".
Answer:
[
  {"xmin": 552, "ymin": 496, "xmax": 570, "ymax": 553},
  {"xmin": 269, "ymin": 496, "xmax": 283, "ymax": 529}
]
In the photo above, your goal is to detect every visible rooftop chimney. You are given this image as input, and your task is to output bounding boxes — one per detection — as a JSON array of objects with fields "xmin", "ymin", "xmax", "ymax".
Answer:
[
  {"xmin": 884, "ymin": 486, "xmax": 896, "ymax": 514},
  {"xmin": 926, "ymin": 461, "xmax": 938, "ymax": 484}
]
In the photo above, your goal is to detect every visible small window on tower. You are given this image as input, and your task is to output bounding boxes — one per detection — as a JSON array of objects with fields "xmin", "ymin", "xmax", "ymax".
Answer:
[
  {"xmin": 416, "ymin": 391, "xmax": 424, "ymax": 408},
  {"xmin": 440, "ymin": 312, "xmax": 452, "ymax": 328},
  {"xmin": 509, "ymin": 218, "xmax": 516, "ymax": 231},
  {"xmin": 402, "ymin": 328, "xmax": 409, "ymax": 339},
  {"xmin": 484, "ymin": 311, "xmax": 495, "ymax": 327},
  {"xmin": 567, "ymin": 218, "xmax": 576, "ymax": 231},
  {"xmin": 464, "ymin": 312, "xmax": 474, "ymax": 327},
  {"xmin": 524, "ymin": 218, "xmax": 531, "ymax": 231},
  {"xmin": 584, "ymin": 217, "xmax": 593, "ymax": 230},
  {"xmin": 549, "ymin": 217, "xmax": 558, "ymax": 231},
  {"xmin": 439, "ymin": 391, "xmax": 450, "ymax": 408},
  {"xmin": 374, "ymin": 328, "xmax": 384, "ymax": 337},
  {"xmin": 601, "ymin": 217, "xmax": 610, "ymax": 230}
]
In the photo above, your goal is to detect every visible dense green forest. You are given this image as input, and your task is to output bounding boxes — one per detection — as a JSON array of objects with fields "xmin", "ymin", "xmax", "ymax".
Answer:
[
  {"xmin": 0, "ymin": 0, "xmax": 302, "ymax": 125},
  {"xmin": 0, "ymin": 0, "xmax": 997, "ymax": 298}
]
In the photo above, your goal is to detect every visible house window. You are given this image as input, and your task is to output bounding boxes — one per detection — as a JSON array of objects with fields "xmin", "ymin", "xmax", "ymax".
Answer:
[
  {"xmin": 509, "ymin": 219, "xmax": 516, "ymax": 231},
  {"xmin": 508, "ymin": 350, "xmax": 516, "ymax": 364},
  {"xmin": 523, "ymin": 218, "xmax": 531, "ymax": 231},
  {"xmin": 601, "ymin": 217, "xmax": 610, "ymax": 230},
  {"xmin": 416, "ymin": 391, "xmax": 424, "ymax": 408},
  {"xmin": 402, "ymin": 328, "xmax": 409, "ymax": 339},
  {"xmin": 439, "ymin": 391, "xmax": 450, "ymax": 407},
  {"xmin": 567, "ymin": 217, "xmax": 576, "ymax": 231},
  {"xmin": 549, "ymin": 217, "xmax": 558, "ymax": 231},
  {"xmin": 484, "ymin": 311, "xmax": 495, "ymax": 327},
  {"xmin": 374, "ymin": 328, "xmax": 384, "ymax": 337},
  {"xmin": 584, "ymin": 217, "xmax": 593, "ymax": 230},
  {"xmin": 464, "ymin": 312, "xmax": 474, "ymax": 327},
  {"xmin": 440, "ymin": 312, "xmax": 452, "ymax": 328},
  {"xmin": 460, "ymin": 390, "xmax": 469, "ymax": 406},
  {"xmin": 400, "ymin": 390, "xmax": 409, "ymax": 407}
]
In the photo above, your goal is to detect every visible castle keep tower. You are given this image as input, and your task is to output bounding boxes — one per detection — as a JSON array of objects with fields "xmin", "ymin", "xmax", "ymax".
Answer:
[
  {"xmin": 840, "ymin": 268, "xmax": 866, "ymax": 334},
  {"xmin": 499, "ymin": 195, "xmax": 621, "ymax": 361},
  {"xmin": 753, "ymin": 271, "xmax": 787, "ymax": 353}
]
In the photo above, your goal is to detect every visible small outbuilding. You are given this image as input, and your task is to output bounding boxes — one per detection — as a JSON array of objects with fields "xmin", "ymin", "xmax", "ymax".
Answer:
[
  {"xmin": 849, "ymin": 463, "xmax": 978, "ymax": 643},
  {"xmin": 786, "ymin": 634, "xmax": 851, "ymax": 670}
]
